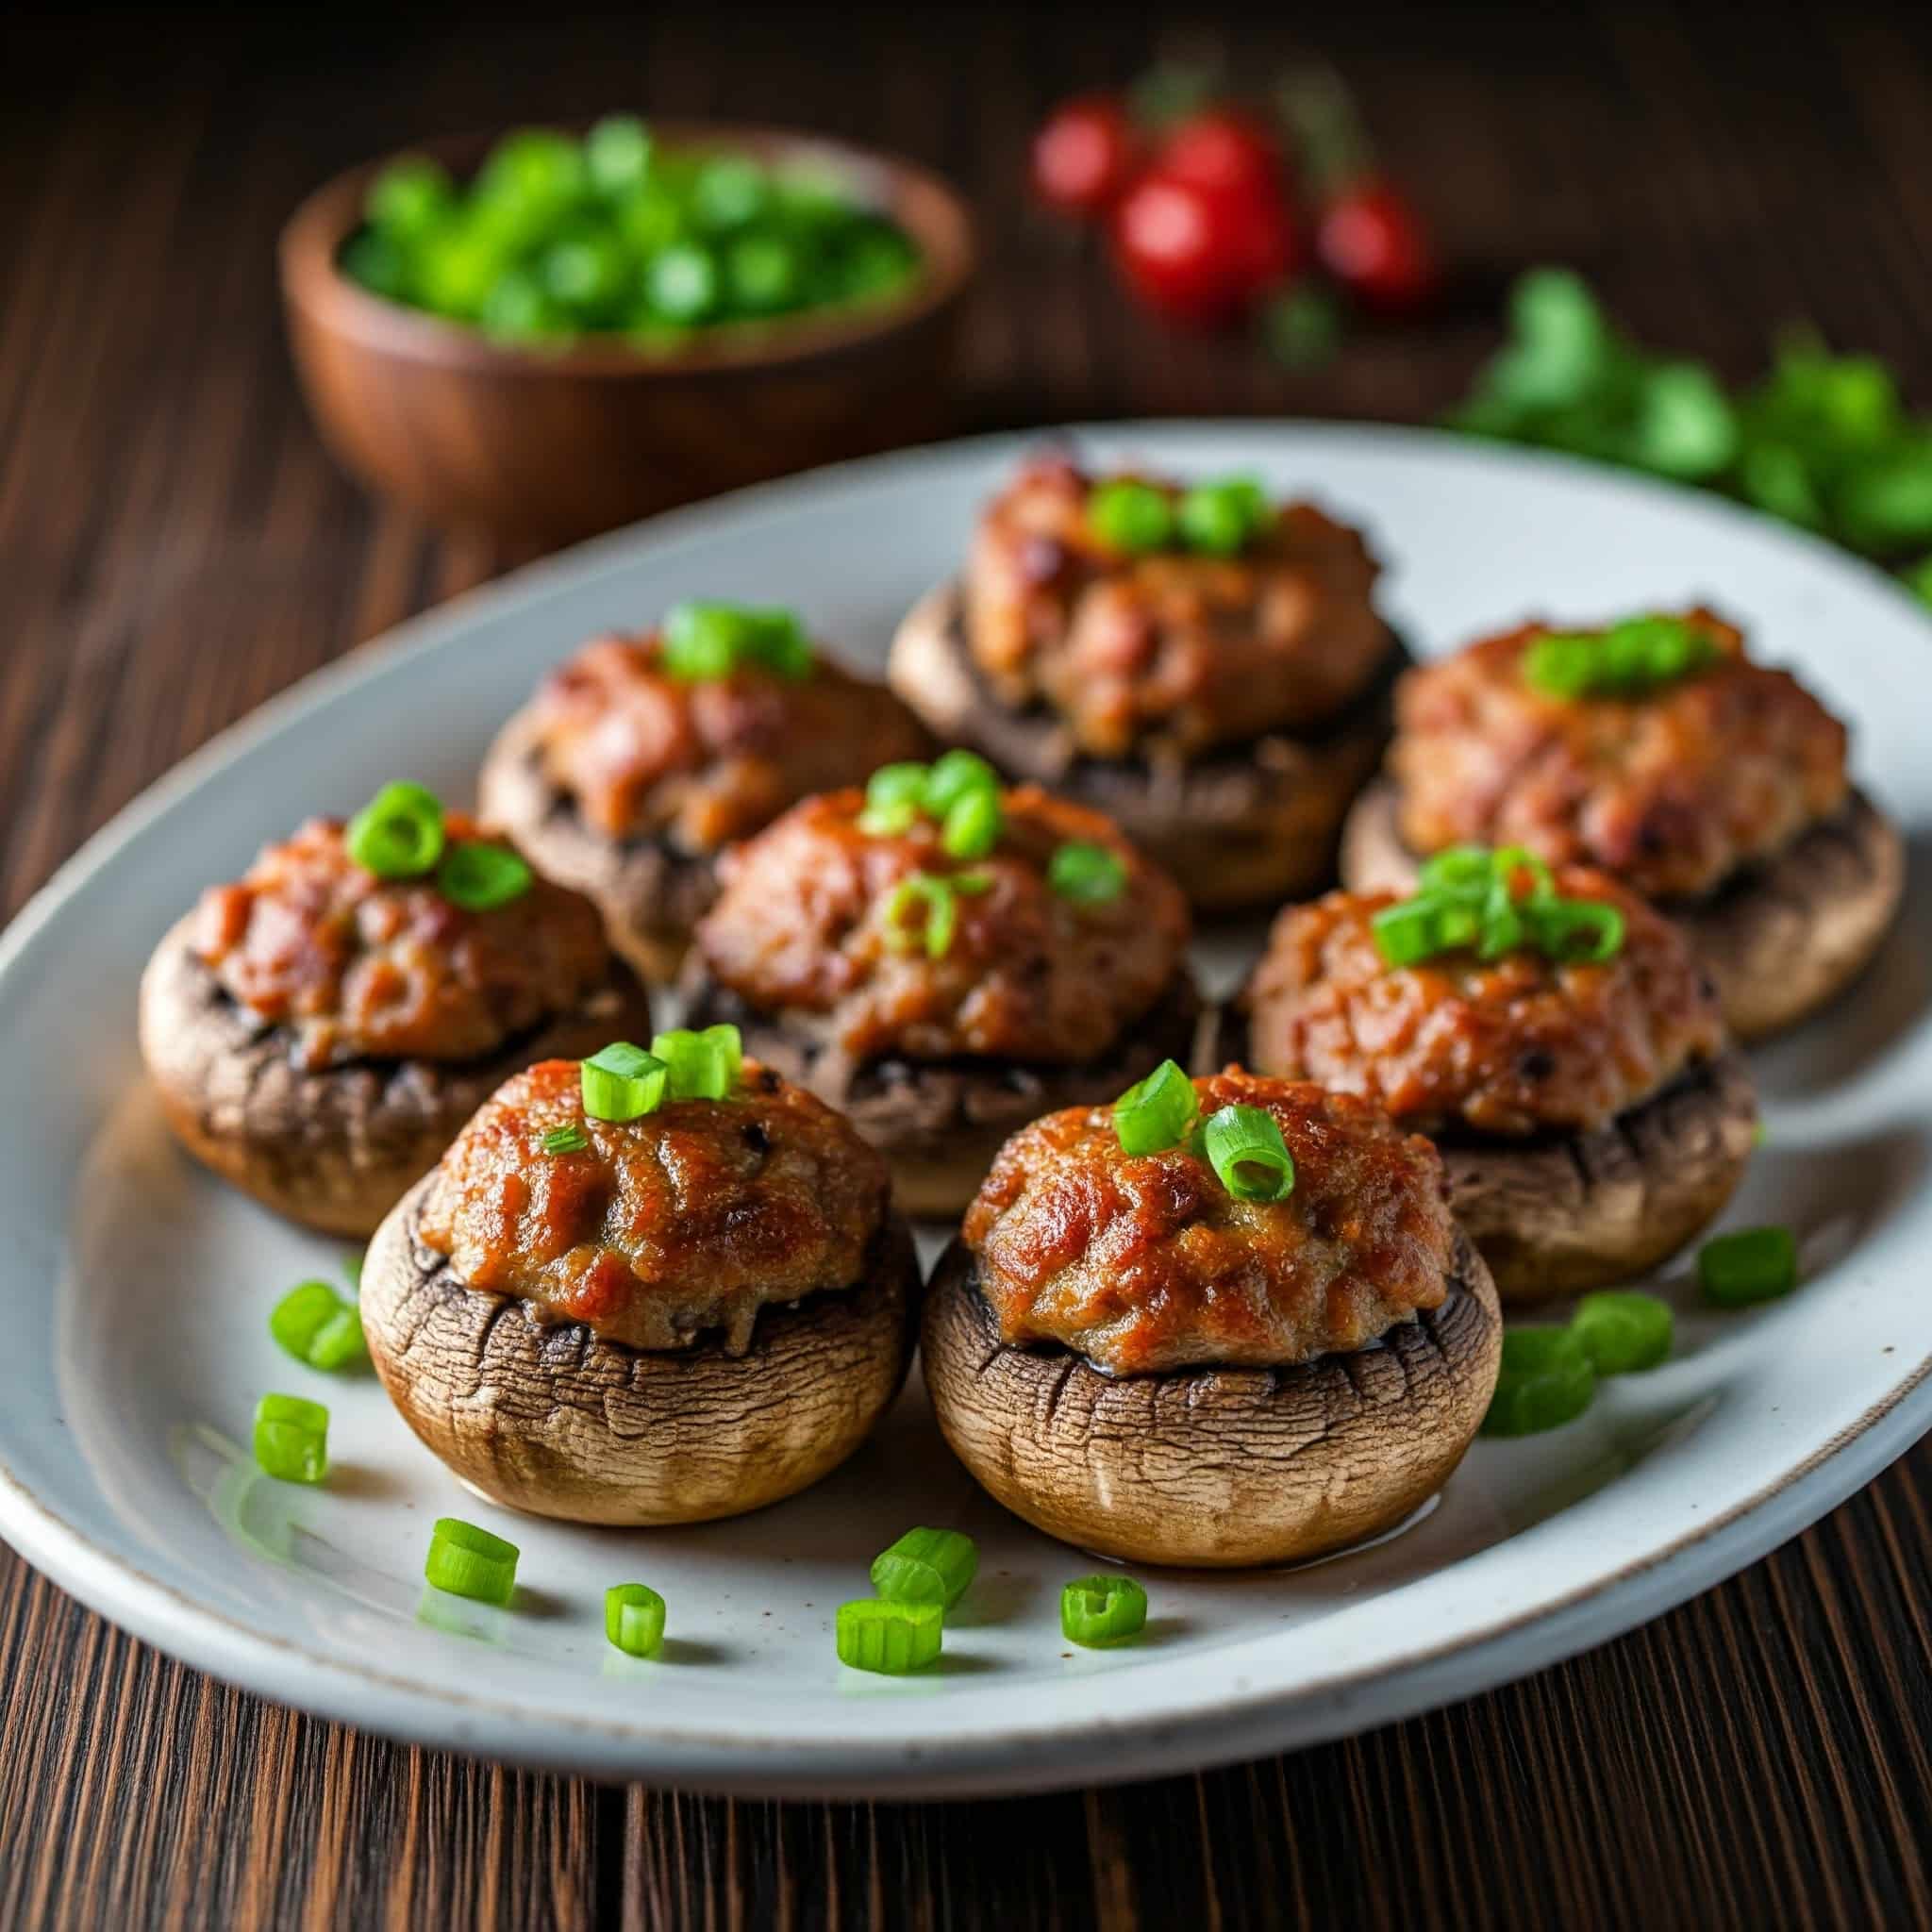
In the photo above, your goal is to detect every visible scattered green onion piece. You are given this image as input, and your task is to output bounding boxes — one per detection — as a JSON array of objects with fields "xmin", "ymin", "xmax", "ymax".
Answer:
[
  {"xmin": 254, "ymin": 1393, "xmax": 329, "ymax": 1485},
  {"xmin": 1047, "ymin": 840, "xmax": 1128, "ymax": 906},
  {"xmin": 1571, "ymin": 1290, "xmax": 1674, "ymax": 1374},
  {"xmin": 1481, "ymin": 1326, "xmax": 1596, "ymax": 1436},
  {"xmin": 1060, "ymin": 1574, "xmax": 1148, "ymax": 1647},
  {"xmin": 1176, "ymin": 476, "xmax": 1268, "ymax": 556},
  {"xmin": 870, "ymin": 1527, "xmax": 979, "ymax": 1611},
  {"xmin": 307, "ymin": 1307, "xmax": 369, "ymax": 1374},
  {"xmin": 1372, "ymin": 897, "xmax": 1447, "ymax": 968},
  {"xmin": 941, "ymin": 787, "xmax": 1002, "ymax": 859},
  {"xmin": 921, "ymin": 749, "xmax": 1001, "ymax": 817},
  {"xmin": 952, "ymin": 870, "xmax": 994, "ymax": 896},
  {"xmin": 1088, "ymin": 479, "xmax": 1174, "ymax": 554},
  {"xmin": 836, "ymin": 1597, "xmax": 942, "ymax": 1674},
  {"xmin": 884, "ymin": 874, "xmax": 960, "ymax": 958},
  {"xmin": 605, "ymin": 1583, "xmax": 667, "ymax": 1659},
  {"xmin": 1524, "ymin": 616, "xmax": 1716, "ymax": 699},
  {"xmin": 436, "ymin": 841, "xmax": 533, "ymax": 911},
  {"xmin": 1490, "ymin": 845, "xmax": 1557, "ymax": 906},
  {"xmin": 541, "ymin": 1123, "xmax": 590, "ymax": 1156},
  {"xmin": 344, "ymin": 781, "xmax": 446, "ymax": 879},
  {"xmin": 1698, "ymin": 1225, "xmax": 1799, "ymax": 1307},
  {"xmin": 659, "ymin": 601, "xmax": 811, "ymax": 682},
  {"xmin": 651, "ymin": 1024, "xmax": 741, "ymax": 1101},
  {"xmin": 270, "ymin": 1280, "xmax": 343, "ymax": 1363},
  {"xmin": 1417, "ymin": 845, "xmax": 1496, "ymax": 897},
  {"xmin": 425, "ymin": 1517, "xmax": 520, "ymax": 1607},
  {"xmin": 1532, "ymin": 898, "xmax": 1625, "ymax": 963},
  {"xmin": 1201, "ymin": 1104, "xmax": 1295, "ymax": 1203},
  {"xmin": 1113, "ymin": 1058, "xmax": 1198, "ymax": 1157},
  {"xmin": 580, "ymin": 1041, "xmax": 670, "ymax": 1121},
  {"xmin": 858, "ymin": 760, "xmax": 932, "ymax": 836},
  {"xmin": 585, "ymin": 115, "xmax": 653, "ymax": 199}
]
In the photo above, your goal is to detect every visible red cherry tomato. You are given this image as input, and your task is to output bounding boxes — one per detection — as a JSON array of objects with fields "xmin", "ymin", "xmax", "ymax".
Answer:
[
  {"xmin": 1152, "ymin": 108, "xmax": 1285, "ymax": 204},
  {"xmin": 1110, "ymin": 168, "xmax": 1298, "ymax": 327},
  {"xmin": 1031, "ymin": 94, "xmax": 1141, "ymax": 217},
  {"xmin": 1317, "ymin": 177, "xmax": 1435, "ymax": 312}
]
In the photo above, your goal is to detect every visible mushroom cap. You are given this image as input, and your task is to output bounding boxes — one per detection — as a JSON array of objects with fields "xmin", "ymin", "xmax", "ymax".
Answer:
[
  {"xmin": 920, "ymin": 1229, "xmax": 1501, "ymax": 1569},
  {"xmin": 888, "ymin": 582, "xmax": 1404, "ymax": 912},
  {"xmin": 1341, "ymin": 779, "xmax": 1904, "ymax": 1041},
  {"xmin": 138, "ymin": 913, "xmax": 653, "ymax": 1237},
  {"xmin": 478, "ymin": 707, "xmax": 718, "ymax": 985},
  {"xmin": 361, "ymin": 1178, "xmax": 921, "ymax": 1525}
]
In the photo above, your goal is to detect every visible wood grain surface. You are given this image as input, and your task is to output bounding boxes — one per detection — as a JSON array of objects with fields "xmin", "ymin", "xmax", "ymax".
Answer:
[{"xmin": 4, "ymin": 4, "xmax": 1931, "ymax": 1927}]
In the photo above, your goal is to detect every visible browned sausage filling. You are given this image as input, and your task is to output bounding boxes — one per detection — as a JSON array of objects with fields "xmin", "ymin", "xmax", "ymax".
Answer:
[{"xmin": 963, "ymin": 1071, "xmax": 1457, "ymax": 1375}]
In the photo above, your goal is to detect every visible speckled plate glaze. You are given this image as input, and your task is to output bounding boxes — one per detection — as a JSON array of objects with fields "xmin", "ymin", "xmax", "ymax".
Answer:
[{"xmin": 1, "ymin": 425, "xmax": 1927, "ymax": 1797}]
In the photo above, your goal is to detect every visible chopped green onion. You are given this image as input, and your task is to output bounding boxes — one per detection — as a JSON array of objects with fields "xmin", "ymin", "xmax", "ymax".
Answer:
[
  {"xmin": 580, "ymin": 1041, "xmax": 669, "ymax": 1121},
  {"xmin": 1088, "ymin": 479, "xmax": 1174, "ymax": 554},
  {"xmin": 836, "ymin": 1597, "xmax": 942, "ymax": 1674},
  {"xmin": 1377, "ymin": 847, "xmax": 1625, "ymax": 969},
  {"xmin": 858, "ymin": 760, "xmax": 932, "ymax": 836},
  {"xmin": 436, "ymin": 841, "xmax": 533, "ymax": 911},
  {"xmin": 1047, "ymin": 841, "xmax": 1128, "ymax": 905},
  {"xmin": 1523, "ymin": 633, "xmax": 1597, "ymax": 698},
  {"xmin": 1570, "ymin": 1291, "xmax": 1674, "ymax": 1374},
  {"xmin": 660, "ymin": 601, "xmax": 812, "ymax": 682},
  {"xmin": 941, "ymin": 787, "xmax": 1002, "ymax": 859},
  {"xmin": 307, "ymin": 1307, "xmax": 369, "ymax": 1373},
  {"xmin": 1371, "ymin": 897, "xmax": 1447, "ymax": 967},
  {"xmin": 952, "ymin": 870, "xmax": 994, "ymax": 896},
  {"xmin": 1060, "ymin": 1574, "xmax": 1148, "ymax": 1647},
  {"xmin": 1201, "ymin": 1104, "xmax": 1295, "ymax": 1203},
  {"xmin": 541, "ymin": 1123, "xmax": 590, "ymax": 1156},
  {"xmin": 1524, "ymin": 615, "xmax": 1718, "ymax": 699},
  {"xmin": 1176, "ymin": 475, "xmax": 1269, "ymax": 556},
  {"xmin": 425, "ymin": 1517, "xmax": 520, "ymax": 1607},
  {"xmin": 605, "ymin": 1583, "xmax": 667, "ymax": 1658},
  {"xmin": 1417, "ymin": 845, "xmax": 1496, "ymax": 896},
  {"xmin": 884, "ymin": 874, "xmax": 963, "ymax": 958},
  {"xmin": 651, "ymin": 1024, "xmax": 741, "ymax": 1101},
  {"xmin": 1532, "ymin": 898, "xmax": 1625, "ymax": 963},
  {"xmin": 270, "ymin": 1279, "xmax": 343, "ymax": 1362},
  {"xmin": 921, "ymin": 749, "xmax": 1001, "ymax": 817},
  {"xmin": 1481, "ymin": 1326, "xmax": 1596, "ymax": 1436},
  {"xmin": 1113, "ymin": 1058, "xmax": 1197, "ymax": 1157},
  {"xmin": 870, "ymin": 1527, "xmax": 979, "ymax": 1611},
  {"xmin": 254, "ymin": 1392, "xmax": 329, "ymax": 1485},
  {"xmin": 344, "ymin": 781, "xmax": 446, "ymax": 879},
  {"xmin": 1698, "ymin": 1225, "xmax": 1799, "ymax": 1307}
]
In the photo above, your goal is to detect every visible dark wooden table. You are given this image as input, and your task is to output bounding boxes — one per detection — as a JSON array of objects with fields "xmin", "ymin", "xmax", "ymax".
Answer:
[{"xmin": 5, "ymin": 4, "xmax": 1931, "ymax": 1925}]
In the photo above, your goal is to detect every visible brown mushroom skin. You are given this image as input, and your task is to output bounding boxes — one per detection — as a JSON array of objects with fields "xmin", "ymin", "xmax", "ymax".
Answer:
[
  {"xmin": 921, "ymin": 1231, "xmax": 1501, "ymax": 1569},
  {"xmin": 1340, "ymin": 778, "xmax": 1905, "ymax": 1041},
  {"xmin": 889, "ymin": 583, "xmax": 1405, "ymax": 913},
  {"xmin": 139, "ymin": 913, "xmax": 652, "ymax": 1237},
  {"xmin": 361, "ymin": 1180, "xmax": 921, "ymax": 1526}
]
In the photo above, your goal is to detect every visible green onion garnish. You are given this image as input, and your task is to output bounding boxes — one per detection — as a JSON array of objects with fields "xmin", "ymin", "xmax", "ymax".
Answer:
[
  {"xmin": 922, "ymin": 749, "xmax": 1001, "ymax": 816},
  {"xmin": 858, "ymin": 753, "xmax": 1006, "ymax": 853},
  {"xmin": 1533, "ymin": 898, "xmax": 1626, "ymax": 963},
  {"xmin": 1201, "ymin": 1104, "xmax": 1296, "ymax": 1204},
  {"xmin": 1570, "ymin": 1290, "xmax": 1674, "ymax": 1374},
  {"xmin": 344, "ymin": 781, "xmax": 446, "ymax": 879},
  {"xmin": 1373, "ymin": 844, "xmax": 1626, "ymax": 970},
  {"xmin": 541, "ymin": 1123, "xmax": 590, "ymax": 1156},
  {"xmin": 307, "ymin": 1307, "xmax": 369, "ymax": 1373},
  {"xmin": 941, "ymin": 787, "xmax": 1002, "ymax": 859},
  {"xmin": 650, "ymin": 1024, "xmax": 741, "ymax": 1101},
  {"xmin": 605, "ymin": 1583, "xmax": 667, "ymax": 1659},
  {"xmin": 1480, "ymin": 1326, "xmax": 1596, "ymax": 1436},
  {"xmin": 254, "ymin": 1392, "xmax": 329, "ymax": 1485},
  {"xmin": 1060, "ymin": 1574, "xmax": 1148, "ymax": 1647},
  {"xmin": 858, "ymin": 761, "xmax": 932, "ymax": 836},
  {"xmin": 1524, "ymin": 614, "xmax": 1720, "ymax": 698},
  {"xmin": 1047, "ymin": 841, "xmax": 1128, "ymax": 905},
  {"xmin": 269, "ymin": 1280, "xmax": 365, "ymax": 1372},
  {"xmin": 1112, "ymin": 1058, "xmax": 1197, "ymax": 1157},
  {"xmin": 580, "ymin": 1041, "xmax": 670, "ymax": 1122},
  {"xmin": 835, "ymin": 1598, "xmax": 942, "ymax": 1674},
  {"xmin": 436, "ymin": 841, "xmax": 533, "ymax": 911},
  {"xmin": 1175, "ymin": 475, "xmax": 1269, "ymax": 556},
  {"xmin": 1698, "ymin": 1225, "xmax": 1799, "ymax": 1307},
  {"xmin": 425, "ymin": 1517, "xmax": 520, "ymax": 1607},
  {"xmin": 1088, "ymin": 479, "xmax": 1174, "ymax": 554},
  {"xmin": 660, "ymin": 601, "xmax": 813, "ymax": 682},
  {"xmin": 885, "ymin": 873, "xmax": 965, "ymax": 958},
  {"xmin": 870, "ymin": 1527, "xmax": 979, "ymax": 1611}
]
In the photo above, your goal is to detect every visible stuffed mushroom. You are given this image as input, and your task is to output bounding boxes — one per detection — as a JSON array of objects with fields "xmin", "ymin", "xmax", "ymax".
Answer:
[
  {"xmin": 360, "ymin": 1041, "xmax": 920, "ymax": 1524},
  {"xmin": 681, "ymin": 761, "xmax": 1200, "ymax": 1219},
  {"xmin": 922, "ymin": 1067, "xmax": 1502, "ymax": 1569},
  {"xmin": 479, "ymin": 601, "xmax": 932, "ymax": 984},
  {"xmin": 1340, "ymin": 608, "xmax": 1904, "ymax": 1039},
  {"xmin": 1232, "ymin": 856, "xmax": 1757, "ymax": 1301},
  {"xmin": 140, "ymin": 785, "xmax": 653, "ymax": 1237},
  {"xmin": 888, "ymin": 455, "xmax": 1407, "ymax": 912}
]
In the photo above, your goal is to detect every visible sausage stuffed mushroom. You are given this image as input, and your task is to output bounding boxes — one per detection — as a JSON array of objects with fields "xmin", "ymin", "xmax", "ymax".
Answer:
[
  {"xmin": 360, "ymin": 1037, "xmax": 920, "ymax": 1525},
  {"xmin": 1234, "ymin": 854, "xmax": 1757, "ymax": 1300},
  {"xmin": 1341, "ymin": 608, "xmax": 1904, "ymax": 1039},
  {"xmin": 140, "ymin": 784, "xmax": 652, "ymax": 1236},
  {"xmin": 479, "ymin": 601, "xmax": 931, "ymax": 983},
  {"xmin": 889, "ymin": 455, "xmax": 1407, "ymax": 911},
  {"xmin": 922, "ymin": 1067, "xmax": 1502, "ymax": 1568},
  {"xmin": 681, "ymin": 759, "xmax": 1200, "ymax": 1218}
]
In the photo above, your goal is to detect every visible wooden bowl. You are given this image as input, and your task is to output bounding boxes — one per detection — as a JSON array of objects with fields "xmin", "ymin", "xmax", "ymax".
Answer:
[{"xmin": 278, "ymin": 125, "xmax": 977, "ymax": 543}]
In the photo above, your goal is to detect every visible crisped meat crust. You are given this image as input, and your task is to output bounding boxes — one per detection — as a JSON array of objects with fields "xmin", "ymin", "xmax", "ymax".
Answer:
[
  {"xmin": 962, "ymin": 1071, "xmax": 1456, "ymax": 1375},
  {"xmin": 1241, "ymin": 873, "xmax": 1726, "ymax": 1135},
  {"xmin": 517, "ymin": 633, "xmax": 930, "ymax": 849},
  {"xmin": 691, "ymin": 786, "xmax": 1191, "ymax": 1066},
  {"xmin": 963, "ymin": 455, "xmax": 1390, "ymax": 758},
  {"xmin": 416, "ymin": 1058, "xmax": 890, "ymax": 1354},
  {"xmin": 1391, "ymin": 609, "xmax": 1849, "ymax": 900},
  {"xmin": 194, "ymin": 815, "xmax": 610, "ymax": 1072}
]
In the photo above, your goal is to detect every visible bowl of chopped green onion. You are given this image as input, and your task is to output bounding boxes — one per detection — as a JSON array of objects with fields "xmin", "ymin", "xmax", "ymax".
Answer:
[{"xmin": 279, "ymin": 118, "xmax": 976, "ymax": 541}]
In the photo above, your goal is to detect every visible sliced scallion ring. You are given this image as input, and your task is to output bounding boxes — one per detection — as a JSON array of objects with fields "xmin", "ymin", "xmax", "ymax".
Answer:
[
  {"xmin": 580, "ymin": 1042, "xmax": 670, "ymax": 1121},
  {"xmin": 858, "ymin": 760, "xmax": 931, "ymax": 836},
  {"xmin": 425, "ymin": 1517, "xmax": 519, "ymax": 1607},
  {"xmin": 870, "ymin": 1527, "xmax": 979, "ymax": 1611},
  {"xmin": 1201, "ymin": 1103, "xmax": 1295, "ymax": 1203},
  {"xmin": 1698, "ymin": 1225, "xmax": 1798, "ymax": 1307},
  {"xmin": 344, "ymin": 781, "xmax": 446, "ymax": 879},
  {"xmin": 884, "ymin": 873, "xmax": 962, "ymax": 958},
  {"xmin": 1060, "ymin": 1574, "xmax": 1148, "ymax": 1647},
  {"xmin": 605, "ymin": 1583, "xmax": 668, "ymax": 1659},
  {"xmin": 941, "ymin": 787, "xmax": 1002, "ymax": 859},
  {"xmin": 436, "ymin": 841, "xmax": 533, "ymax": 911},
  {"xmin": 835, "ymin": 1598, "xmax": 942, "ymax": 1674},
  {"xmin": 1113, "ymin": 1058, "xmax": 1197, "ymax": 1156},
  {"xmin": 1047, "ymin": 840, "xmax": 1128, "ymax": 905},
  {"xmin": 921, "ymin": 749, "xmax": 1001, "ymax": 817},
  {"xmin": 650, "ymin": 1024, "xmax": 741, "ymax": 1101},
  {"xmin": 254, "ymin": 1392, "xmax": 329, "ymax": 1485}
]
